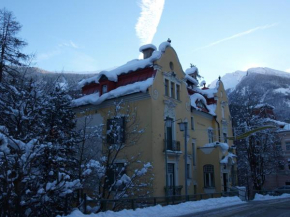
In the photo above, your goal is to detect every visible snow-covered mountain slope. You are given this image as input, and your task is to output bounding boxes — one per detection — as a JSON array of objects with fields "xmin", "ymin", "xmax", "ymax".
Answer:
[
  {"xmin": 210, "ymin": 70, "xmax": 246, "ymax": 90},
  {"xmin": 227, "ymin": 72, "xmax": 290, "ymax": 122},
  {"xmin": 210, "ymin": 67, "xmax": 290, "ymax": 91}
]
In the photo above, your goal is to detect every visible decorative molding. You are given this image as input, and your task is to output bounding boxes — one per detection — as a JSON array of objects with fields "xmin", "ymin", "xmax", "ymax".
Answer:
[
  {"xmin": 199, "ymin": 147, "xmax": 215, "ymax": 154},
  {"xmin": 153, "ymin": 64, "xmax": 162, "ymax": 70},
  {"xmin": 186, "ymin": 102, "xmax": 190, "ymax": 111},
  {"xmin": 163, "ymin": 71, "xmax": 182, "ymax": 84},
  {"xmin": 163, "ymin": 99, "xmax": 176, "ymax": 119},
  {"xmin": 152, "ymin": 89, "xmax": 159, "ymax": 100}
]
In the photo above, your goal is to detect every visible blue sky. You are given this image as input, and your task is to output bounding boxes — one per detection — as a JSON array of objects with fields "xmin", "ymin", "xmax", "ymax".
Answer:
[{"xmin": 1, "ymin": 0, "xmax": 290, "ymax": 83}]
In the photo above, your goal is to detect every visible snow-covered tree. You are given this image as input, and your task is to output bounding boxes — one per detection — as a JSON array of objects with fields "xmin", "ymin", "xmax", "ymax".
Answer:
[
  {"xmin": 230, "ymin": 92, "xmax": 283, "ymax": 197},
  {"xmin": 0, "ymin": 8, "xmax": 29, "ymax": 82},
  {"xmin": 0, "ymin": 74, "xmax": 80, "ymax": 216},
  {"xmin": 76, "ymin": 100, "xmax": 153, "ymax": 212}
]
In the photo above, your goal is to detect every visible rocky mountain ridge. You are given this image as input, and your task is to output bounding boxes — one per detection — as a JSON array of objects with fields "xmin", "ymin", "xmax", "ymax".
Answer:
[{"xmin": 215, "ymin": 67, "xmax": 290, "ymax": 122}]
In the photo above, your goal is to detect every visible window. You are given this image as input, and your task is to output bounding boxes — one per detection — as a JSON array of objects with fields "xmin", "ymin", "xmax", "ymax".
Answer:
[
  {"xmin": 102, "ymin": 84, "xmax": 108, "ymax": 94},
  {"xmin": 187, "ymin": 164, "xmax": 190, "ymax": 179},
  {"xmin": 165, "ymin": 79, "xmax": 169, "ymax": 96},
  {"xmin": 107, "ymin": 117, "xmax": 125, "ymax": 144},
  {"xmin": 191, "ymin": 116, "xmax": 194, "ymax": 130},
  {"xmin": 223, "ymin": 133, "xmax": 227, "ymax": 143},
  {"xmin": 169, "ymin": 61, "xmax": 174, "ymax": 71},
  {"xmin": 192, "ymin": 141, "xmax": 196, "ymax": 166},
  {"xmin": 196, "ymin": 100, "xmax": 207, "ymax": 110},
  {"xmin": 221, "ymin": 105, "xmax": 225, "ymax": 119},
  {"xmin": 286, "ymin": 142, "xmax": 290, "ymax": 151},
  {"xmin": 170, "ymin": 82, "xmax": 175, "ymax": 98},
  {"xmin": 279, "ymin": 161, "xmax": 285, "ymax": 170},
  {"xmin": 166, "ymin": 118, "xmax": 173, "ymax": 150},
  {"xmin": 208, "ymin": 128, "xmax": 214, "ymax": 143},
  {"xmin": 204, "ymin": 164, "xmax": 215, "ymax": 187},
  {"xmin": 168, "ymin": 163, "xmax": 175, "ymax": 187},
  {"xmin": 107, "ymin": 163, "xmax": 126, "ymax": 190},
  {"xmin": 176, "ymin": 84, "xmax": 180, "ymax": 100}
]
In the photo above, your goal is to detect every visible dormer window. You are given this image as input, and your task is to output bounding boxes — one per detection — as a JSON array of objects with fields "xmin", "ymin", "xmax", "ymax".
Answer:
[
  {"xmin": 169, "ymin": 61, "xmax": 174, "ymax": 71},
  {"xmin": 102, "ymin": 84, "xmax": 108, "ymax": 94},
  {"xmin": 196, "ymin": 100, "xmax": 206, "ymax": 109}
]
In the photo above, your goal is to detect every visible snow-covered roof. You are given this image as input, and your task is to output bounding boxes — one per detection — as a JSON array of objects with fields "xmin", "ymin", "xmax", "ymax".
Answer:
[
  {"xmin": 200, "ymin": 80, "xmax": 206, "ymax": 87},
  {"xmin": 185, "ymin": 74, "xmax": 198, "ymax": 85},
  {"xmin": 190, "ymin": 93, "xmax": 216, "ymax": 116},
  {"xmin": 139, "ymin": 44, "xmax": 157, "ymax": 52},
  {"xmin": 284, "ymin": 124, "xmax": 290, "ymax": 130},
  {"xmin": 220, "ymin": 152, "xmax": 236, "ymax": 164},
  {"xmin": 262, "ymin": 118, "xmax": 287, "ymax": 127},
  {"xmin": 185, "ymin": 66, "xmax": 198, "ymax": 75},
  {"xmin": 78, "ymin": 41, "xmax": 171, "ymax": 88},
  {"xmin": 203, "ymin": 142, "xmax": 229, "ymax": 154},
  {"xmin": 72, "ymin": 78, "xmax": 154, "ymax": 107},
  {"xmin": 254, "ymin": 103, "xmax": 275, "ymax": 109}
]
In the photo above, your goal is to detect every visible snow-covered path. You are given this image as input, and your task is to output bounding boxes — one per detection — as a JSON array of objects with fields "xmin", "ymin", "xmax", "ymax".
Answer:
[{"xmin": 65, "ymin": 194, "xmax": 290, "ymax": 217}]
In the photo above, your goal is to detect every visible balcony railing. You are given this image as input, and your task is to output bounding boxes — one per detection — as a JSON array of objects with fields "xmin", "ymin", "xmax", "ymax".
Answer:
[
  {"xmin": 165, "ymin": 185, "xmax": 183, "ymax": 196},
  {"xmin": 164, "ymin": 140, "xmax": 181, "ymax": 152}
]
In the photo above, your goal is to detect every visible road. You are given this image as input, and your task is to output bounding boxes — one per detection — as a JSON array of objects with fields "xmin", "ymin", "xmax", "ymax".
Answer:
[{"xmin": 178, "ymin": 198, "xmax": 290, "ymax": 217}]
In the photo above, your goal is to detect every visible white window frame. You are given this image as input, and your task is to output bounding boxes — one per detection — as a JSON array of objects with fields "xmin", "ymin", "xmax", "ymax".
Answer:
[
  {"xmin": 163, "ymin": 76, "xmax": 181, "ymax": 100},
  {"xmin": 204, "ymin": 164, "xmax": 215, "ymax": 188},
  {"xmin": 208, "ymin": 128, "xmax": 214, "ymax": 143},
  {"xmin": 102, "ymin": 84, "xmax": 108, "ymax": 94}
]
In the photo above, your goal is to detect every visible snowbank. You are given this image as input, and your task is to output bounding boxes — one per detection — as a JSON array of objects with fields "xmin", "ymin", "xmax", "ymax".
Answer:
[
  {"xmin": 254, "ymin": 193, "xmax": 290, "ymax": 201},
  {"xmin": 64, "ymin": 194, "xmax": 290, "ymax": 217},
  {"xmin": 65, "ymin": 196, "xmax": 245, "ymax": 217}
]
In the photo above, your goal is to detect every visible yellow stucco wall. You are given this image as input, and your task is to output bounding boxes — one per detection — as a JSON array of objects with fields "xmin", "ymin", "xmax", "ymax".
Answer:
[{"xmin": 75, "ymin": 45, "xmax": 235, "ymax": 197}]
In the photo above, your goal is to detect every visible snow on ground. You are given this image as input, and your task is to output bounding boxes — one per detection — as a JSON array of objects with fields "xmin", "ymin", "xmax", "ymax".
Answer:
[
  {"xmin": 254, "ymin": 193, "xmax": 290, "ymax": 201},
  {"xmin": 63, "ymin": 194, "xmax": 290, "ymax": 217}
]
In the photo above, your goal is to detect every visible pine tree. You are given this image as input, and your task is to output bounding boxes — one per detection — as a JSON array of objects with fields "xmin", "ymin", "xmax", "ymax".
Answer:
[
  {"xmin": 0, "ymin": 76, "xmax": 80, "ymax": 216},
  {"xmin": 0, "ymin": 8, "xmax": 29, "ymax": 82}
]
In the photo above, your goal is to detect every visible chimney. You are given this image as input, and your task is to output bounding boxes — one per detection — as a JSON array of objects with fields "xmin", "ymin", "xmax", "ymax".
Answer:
[{"xmin": 139, "ymin": 44, "xmax": 157, "ymax": 59}]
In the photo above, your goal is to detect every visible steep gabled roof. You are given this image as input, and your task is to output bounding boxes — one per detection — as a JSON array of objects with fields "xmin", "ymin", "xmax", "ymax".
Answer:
[{"xmin": 78, "ymin": 42, "xmax": 171, "ymax": 88}]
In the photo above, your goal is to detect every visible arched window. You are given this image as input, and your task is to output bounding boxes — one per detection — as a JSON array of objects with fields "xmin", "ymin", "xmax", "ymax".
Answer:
[{"xmin": 204, "ymin": 164, "xmax": 215, "ymax": 187}]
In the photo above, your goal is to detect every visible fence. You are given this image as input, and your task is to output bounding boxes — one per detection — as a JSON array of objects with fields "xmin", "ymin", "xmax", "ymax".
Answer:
[{"xmin": 82, "ymin": 190, "xmax": 239, "ymax": 214}]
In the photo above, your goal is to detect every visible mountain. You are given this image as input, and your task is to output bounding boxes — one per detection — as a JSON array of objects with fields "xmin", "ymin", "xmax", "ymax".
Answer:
[
  {"xmin": 213, "ymin": 67, "xmax": 290, "ymax": 122},
  {"xmin": 20, "ymin": 67, "xmax": 98, "ymax": 90},
  {"xmin": 210, "ymin": 67, "xmax": 290, "ymax": 91}
]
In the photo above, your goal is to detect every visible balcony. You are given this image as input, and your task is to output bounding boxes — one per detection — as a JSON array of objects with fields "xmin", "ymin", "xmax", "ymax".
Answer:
[{"xmin": 164, "ymin": 140, "xmax": 182, "ymax": 154}]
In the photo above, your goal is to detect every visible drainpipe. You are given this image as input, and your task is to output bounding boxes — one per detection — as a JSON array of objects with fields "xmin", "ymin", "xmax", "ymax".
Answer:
[{"xmin": 215, "ymin": 116, "xmax": 221, "ymax": 142}]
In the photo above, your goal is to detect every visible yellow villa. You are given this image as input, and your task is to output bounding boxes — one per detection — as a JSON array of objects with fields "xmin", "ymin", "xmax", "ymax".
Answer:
[{"xmin": 73, "ymin": 41, "xmax": 237, "ymax": 198}]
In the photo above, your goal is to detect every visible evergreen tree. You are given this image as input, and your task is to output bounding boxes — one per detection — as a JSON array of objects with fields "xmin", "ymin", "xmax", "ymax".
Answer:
[
  {"xmin": 0, "ymin": 76, "xmax": 80, "ymax": 216},
  {"xmin": 0, "ymin": 8, "xmax": 29, "ymax": 82}
]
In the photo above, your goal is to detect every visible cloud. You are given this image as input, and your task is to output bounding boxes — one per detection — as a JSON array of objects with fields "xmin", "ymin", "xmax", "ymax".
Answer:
[
  {"xmin": 37, "ymin": 40, "xmax": 80, "ymax": 61},
  {"xmin": 135, "ymin": 0, "xmax": 165, "ymax": 45},
  {"xmin": 286, "ymin": 68, "xmax": 290, "ymax": 73},
  {"xmin": 194, "ymin": 23, "xmax": 279, "ymax": 51},
  {"xmin": 58, "ymin": 40, "xmax": 79, "ymax": 49}
]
